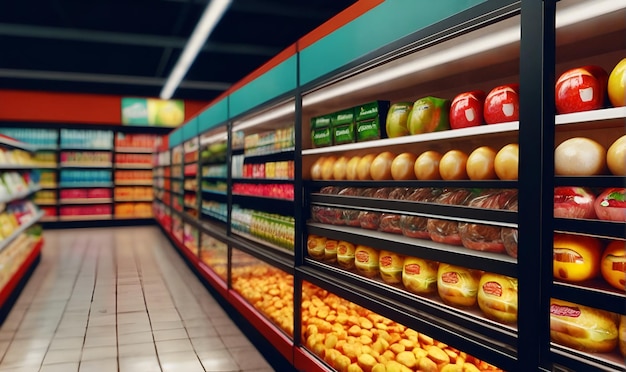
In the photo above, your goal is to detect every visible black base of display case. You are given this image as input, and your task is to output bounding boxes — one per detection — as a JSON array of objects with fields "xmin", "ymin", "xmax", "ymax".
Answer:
[
  {"xmin": 43, "ymin": 218, "xmax": 156, "ymax": 229},
  {"xmin": 157, "ymin": 224, "xmax": 297, "ymax": 372}
]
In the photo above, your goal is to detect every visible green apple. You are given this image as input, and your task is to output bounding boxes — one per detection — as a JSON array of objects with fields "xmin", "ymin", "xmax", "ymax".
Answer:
[
  {"xmin": 385, "ymin": 102, "xmax": 413, "ymax": 138},
  {"xmin": 407, "ymin": 96, "xmax": 451, "ymax": 135}
]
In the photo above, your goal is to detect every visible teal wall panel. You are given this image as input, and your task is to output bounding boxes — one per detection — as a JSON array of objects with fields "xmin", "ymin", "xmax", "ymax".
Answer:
[
  {"xmin": 229, "ymin": 55, "xmax": 297, "ymax": 118},
  {"xmin": 182, "ymin": 117, "xmax": 199, "ymax": 141},
  {"xmin": 168, "ymin": 128, "xmax": 182, "ymax": 148},
  {"xmin": 198, "ymin": 98, "xmax": 228, "ymax": 133},
  {"xmin": 299, "ymin": 0, "xmax": 486, "ymax": 85}
]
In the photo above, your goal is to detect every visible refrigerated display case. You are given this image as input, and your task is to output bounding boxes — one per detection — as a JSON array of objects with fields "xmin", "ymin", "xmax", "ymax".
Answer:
[{"xmin": 154, "ymin": 1, "xmax": 626, "ymax": 371}]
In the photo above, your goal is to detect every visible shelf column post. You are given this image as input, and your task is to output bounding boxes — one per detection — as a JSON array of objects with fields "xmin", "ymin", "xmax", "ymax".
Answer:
[{"xmin": 518, "ymin": 0, "xmax": 556, "ymax": 370}]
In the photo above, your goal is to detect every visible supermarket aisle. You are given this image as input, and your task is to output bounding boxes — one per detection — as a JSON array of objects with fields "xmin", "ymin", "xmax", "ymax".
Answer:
[{"xmin": 0, "ymin": 226, "xmax": 275, "ymax": 372}]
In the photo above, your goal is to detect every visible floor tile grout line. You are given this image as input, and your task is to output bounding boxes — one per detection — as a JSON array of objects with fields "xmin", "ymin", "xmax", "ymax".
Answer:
[
  {"xmin": 34, "ymin": 237, "xmax": 90, "ymax": 372},
  {"xmin": 129, "ymin": 232, "xmax": 164, "ymax": 372}
]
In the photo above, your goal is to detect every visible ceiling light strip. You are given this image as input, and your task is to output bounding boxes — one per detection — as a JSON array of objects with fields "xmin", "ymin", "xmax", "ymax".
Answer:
[{"xmin": 160, "ymin": 0, "xmax": 232, "ymax": 99}]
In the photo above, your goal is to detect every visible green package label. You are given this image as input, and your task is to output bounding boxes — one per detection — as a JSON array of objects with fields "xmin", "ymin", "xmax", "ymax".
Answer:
[
  {"xmin": 356, "ymin": 101, "xmax": 389, "ymax": 121},
  {"xmin": 357, "ymin": 118, "xmax": 381, "ymax": 142},
  {"xmin": 331, "ymin": 109, "xmax": 355, "ymax": 126},
  {"xmin": 333, "ymin": 123, "xmax": 355, "ymax": 145},
  {"xmin": 312, "ymin": 127, "xmax": 332, "ymax": 147},
  {"xmin": 311, "ymin": 115, "xmax": 332, "ymax": 129}
]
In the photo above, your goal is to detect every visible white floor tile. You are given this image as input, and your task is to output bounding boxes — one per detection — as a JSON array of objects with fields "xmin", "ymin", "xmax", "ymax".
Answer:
[{"xmin": 0, "ymin": 227, "xmax": 277, "ymax": 372}]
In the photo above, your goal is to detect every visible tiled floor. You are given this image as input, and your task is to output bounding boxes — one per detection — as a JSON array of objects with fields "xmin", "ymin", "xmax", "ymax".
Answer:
[{"xmin": 0, "ymin": 226, "xmax": 275, "ymax": 372}]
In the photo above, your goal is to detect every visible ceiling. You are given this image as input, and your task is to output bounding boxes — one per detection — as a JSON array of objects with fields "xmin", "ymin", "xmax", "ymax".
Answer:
[{"xmin": 0, "ymin": 0, "xmax": 357, "ymax": 103}]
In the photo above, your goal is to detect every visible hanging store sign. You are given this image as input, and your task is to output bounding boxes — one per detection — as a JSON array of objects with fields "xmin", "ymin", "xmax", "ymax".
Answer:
[{"xmin": 121, "ymin": 98, "xmax": 185, "ymax": 127}]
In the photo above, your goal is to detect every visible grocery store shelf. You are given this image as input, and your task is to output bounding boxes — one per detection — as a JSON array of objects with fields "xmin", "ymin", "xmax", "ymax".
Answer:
[
  {"xmin": 114, "ymin": 181, "xmax": 153, "ymax": 186},
  {"xmin": 0, "ymin": 136, "xmax": 39, "ymax": 152},
  {"xmin": 230, "ymin": 230, "xmax": 295, "ymax": 259},
  {"xmin": 34, "ymin": 145, "xmax": 59, "ymax": 151},
  {"xmin": 0, "ymin": 185, "xmax": 41, "ymax": 205},
  {"xmin": 115, "ymin": 147, "xmax": 154, "ymax": 154},
  {"xmin": 39, "ymin": 184, "xmax": 58, "ymax": 190},
  {"xmin": 243, "ymin": 148, "xmax": 295, "ymax": 161},
  {"xmin": 34, "ymin": 201, "xmax": 56, "ymax": 206},
  {"xmin": 0, "ymin": 238, "xmax": 42, "ymax": 309},
  {"xmin": 309, "ymin": 192, "xmax": 518, "ymax": 227},
  {"xmin": 554, "ymin": 175, "xmax": 624, "ymax": 188},
  {"xmin": 553, "ymin": 217, "xmax": 624, "ymax": 240},
  {"xmin": 232, "ymin": 193, "xmax": 294, "ymax": 202},
  {"xmin": 232, "ymin": 177, "xmax": 294, "ymax": 184},
  {"xmin": 197, "ymin": 262, "xmax": 228, "ymax": 297},
  {"xmin": 59, "ymin": 146, "xmax": 112, "ymax": 151},
  {"xmin": 303, "ymin": 123, "xmax": 519, "ymax": 156},
  {"xmin": 60, "ymin": 163, "xmax": 113, "ymax": 168},
  {"xmin": 201, "ymin": 189, "xmax": 226, "ymax": 195},
  {"xmin": 40, "ymin": 216, "xmax": 58, "ymax": 222},
  {"xmin": 183, "ymin": 188, "xmax": 197, "ymax": 193},
  {"xmin": 58, "ymin": 183, "xmax": 114, "ymax": 188},
  {"xmin": 35, "ymin": 164, "xmax": 58, "ymax": 169},
  {"xmin": 552, "ymin": 279, "xmax": 625, "ymax": 315},
  {"xmin": 307, "ymin": 222, "xmax": 517, "ymax": 277},
  {"xmin": 59, "ymin": 198, "xmax": 113, "ymax": 205},
  {"xmin": 0, "ymin": 211, "xmax": 44, "ymax": 254},
  {"xmin": 113, "ymin": 216, "xmax": 154, "ymax": 221},
  {"xmin": 551, "ymin": 343, "xmax": 626, "ymax": 372},
  {"xmin": 200, "ymin": 209, "xmax": 227, "ymax": 224},
  {"xmin": 114, "ymin": 198, "xmax": 154, "ymax": 202},
  {"xmin": 57, "ymin": 214, "xmax": 112, "ymax": 221},
  {"xmin": 0, "ymin": 164, "xmax": 39, "ymax": 170},
  {"xmin": 297, "ymin": 264, "xmax": 518, "ymax": 371},
  {"xmin": 554, "ymin": 106, "xmax": 626, "ymax": 127},
  {"xmin": 114, "ymin": 164, "xmax": 153, "ymax": 169}
]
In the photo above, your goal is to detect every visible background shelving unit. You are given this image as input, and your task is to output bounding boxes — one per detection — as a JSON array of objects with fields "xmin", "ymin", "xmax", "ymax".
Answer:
[
  {"xmin": 0, "ymin": 135, "xmax": 45, "ymax": 321},
  {"xmin": 0, "ymin": 126, "xmax": 166, "ymax": 227}
]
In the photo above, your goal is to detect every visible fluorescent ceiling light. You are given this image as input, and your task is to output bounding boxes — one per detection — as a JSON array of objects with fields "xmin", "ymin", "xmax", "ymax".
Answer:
[
  {"xmin": 232, "ymin": 102, "xmax": 295, "ymax": 132},
  {"xmin": 160, "ymin": 0, "xmax": 232, "ymax": 100}
]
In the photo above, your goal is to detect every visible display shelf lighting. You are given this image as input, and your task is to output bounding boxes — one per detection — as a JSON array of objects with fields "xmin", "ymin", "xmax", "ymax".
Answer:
[
  {"xmin": 303, "ymin": 0, "xmax": 626, "ymax": 107},
  {"xmin": 160, "ymin": 0, "xmax": 232, "ymax": 100},
  {"xmin": 231, "ymin": 102, "xmax": 295, "ymax": 132}
]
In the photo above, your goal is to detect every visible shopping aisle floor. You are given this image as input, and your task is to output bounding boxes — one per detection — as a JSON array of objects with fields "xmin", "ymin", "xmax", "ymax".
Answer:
[{"xmin": 0, "ymin": 226, "xmax": 276, "ymax": 372}]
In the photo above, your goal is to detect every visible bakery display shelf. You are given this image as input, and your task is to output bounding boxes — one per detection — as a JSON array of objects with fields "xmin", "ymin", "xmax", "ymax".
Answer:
[
  {"xmin": 114, "ymin": 147, "xmax": 154, "ymax": 154},
  {"xmin": 114, "ymin": 164, "xmax": 153, "ymax": 170},
  {"xmin": 0, "ymin": 238, "xmax": 43, "ymax": 309},
  {"xmin": 229, "ymin": 233, "xmax": 295, "ymax": 273},
  {"xmin": 0, "ymin": 211, "xmax": 44, "ymax": 254},
  {"xmin": 59, "ymin": 198, "xmax": 113, "ymax": 205},
  {"xmin": 230, "ymin": 230, "xmax": 295, "ymax": 261},
  {"xmin": 307, "ymin": 179, "xmax": 518, "ymax": 190},
  {"xmin": 228, "ymin": 290, "xmax": 295, "ymax": 363},
  {"xmin": 57, "ymin": 214, "xmax": 113, "ymax": 221},
  {"xmin": 551, "ymin": 343, "xmax": 626, "ymax": 372},
  {"xmin": 552, "ymin": 280, "xmax": 625, "ymax": 315},
  {"xmin": 554, "ymin": 176, "xmax": 625, "ymax": 188},
  {"xmin": 307, "ymin": 222, "xmax": 517, "ymax": 278},
  {"xmin": 197, "ymin": 261, "xmax": 228, "ymax": 298},
  {"xmin": 293, "ymin": 347, "xmax": 332, "ymax": 372},
  {"xmin": 233, "ymin": 177, "xmax": 294, "ymax": 184},
  {"xmin": 243, "ymin": 148, "xmax": 295, "ymax": 163},
  {"xmin": 553, "ymin": 218, "xmax": 624, "ymax": 240},
  {"xmin": 309, "ymin": 193, "xmax": 518, "ymax": 227},
  {"xmin": 305, "ymin": 257, "xmax": 518, "ymax": 343},
  {"xmin": 0, "ymin": 185, "xmax": 41, "ymax": 205},
  {"xmin": 60, "ymin": 163, "xmax": 113, "ymax": 169},
  {"xmin": 114, "ymin": 181, "xmax": 153, "ymax": 186},
  {"xmin": 297, "ymin": 265, "xmax": 518, "ymax": 371},
  {"xmin": 58, "ymin": 183, "xmax": 114, "ymax": 188},
  {"xmin": 303, "ymin": 123, "xmax": 519, "ymax": 156}
]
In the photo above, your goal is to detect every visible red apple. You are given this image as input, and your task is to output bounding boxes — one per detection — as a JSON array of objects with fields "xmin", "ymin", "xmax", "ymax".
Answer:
[
  {"xmin": 450, "ymin": 90, "xmax": 486, "ymax": 129},
  {"xmin": 554, "ymin": 187, "xmax": 597, "ymax": 219},
  {"xmin": 556, "ymin": 65, "xmax": 608, "ymax": 114},
  {"xmin": 594, "ymin": 188, "xmax": 626, "ymax": 221},
  {"xmin": 484, "ymin": 84, "xmax": 520, "ymax": 124}
]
